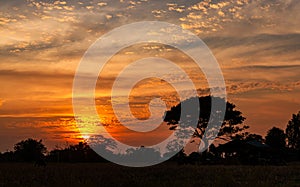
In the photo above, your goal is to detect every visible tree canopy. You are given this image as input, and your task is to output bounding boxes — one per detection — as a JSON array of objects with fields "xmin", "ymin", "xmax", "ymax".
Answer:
[
  {"xmin": 164, "ymin": 96, "xmax": 247, "ymax": 143},
  {"xmin": 14, "ymin": 138, "xmax": 47, "ymax": 162},
  {"xmin": 265, "ymin": 127, "xmax": 286, "ymax": 149}
]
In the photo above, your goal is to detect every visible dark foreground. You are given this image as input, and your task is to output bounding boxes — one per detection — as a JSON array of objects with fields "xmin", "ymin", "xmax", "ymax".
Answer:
[{"xmin": 0, "ymin": 163, "xmax": 299, "ymax": 187}]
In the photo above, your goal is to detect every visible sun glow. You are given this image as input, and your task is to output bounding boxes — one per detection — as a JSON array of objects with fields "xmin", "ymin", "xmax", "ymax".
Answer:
[{"xmin": 82, "ymin": 135, "xmax": 90, "ymax": 140}]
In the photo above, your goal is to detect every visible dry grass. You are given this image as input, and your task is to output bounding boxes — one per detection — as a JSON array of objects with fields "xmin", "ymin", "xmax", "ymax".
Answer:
[{"xmin": 0, "ymin": 163, "xmax": 299, "ymax": 187}]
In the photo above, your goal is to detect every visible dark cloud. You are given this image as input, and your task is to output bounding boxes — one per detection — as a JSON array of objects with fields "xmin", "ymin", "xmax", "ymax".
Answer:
[{"xmin": 237, "ymin": 65, "xmax": 300, "ymax": 70}]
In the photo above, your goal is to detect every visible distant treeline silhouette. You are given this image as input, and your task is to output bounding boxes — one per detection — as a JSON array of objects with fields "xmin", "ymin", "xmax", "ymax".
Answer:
[
  {"xmin": 0, "ymin": 96, "xmax": 299, "ymax": 165},
  {"xmin": 0, "ymin": 140, "xmax": 107, "ymax": 163}
]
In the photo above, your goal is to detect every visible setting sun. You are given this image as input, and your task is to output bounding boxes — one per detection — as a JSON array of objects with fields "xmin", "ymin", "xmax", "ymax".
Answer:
[{"xmin": 82, "ymin": 135, "xmax": 90, "ymax": 140}]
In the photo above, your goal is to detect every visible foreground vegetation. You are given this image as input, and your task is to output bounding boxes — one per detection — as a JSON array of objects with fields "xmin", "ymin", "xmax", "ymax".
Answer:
[{"xmin": 0, "ymin": 162, "xmax": 299, "ymax": 187}]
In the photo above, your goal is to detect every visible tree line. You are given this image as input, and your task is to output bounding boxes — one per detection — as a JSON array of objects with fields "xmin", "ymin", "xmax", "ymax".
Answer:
[
  {"xmin": 0, "ymin": 139, "xmax": 108, "ymax": 163},
  {"xmin": 0, "ymin": 96, "xmax": 299, "ymax": 165},
  {"xmin": 165, "ymin": 96, "xmax": 300, "ymax": 165}
]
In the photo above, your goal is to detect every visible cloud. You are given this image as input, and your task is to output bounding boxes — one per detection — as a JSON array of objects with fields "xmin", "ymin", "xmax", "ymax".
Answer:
[
  {"xmin": 226, "ymin": 81, "xmax": 299, "ymax": 95},
  {"xmin": 1, "ymin": 0, "xmax": 299, "ymax": 37},
  {"xmin": 1, "ymin": 0, "xmax": 298, "ymax": 67},
  {"xmin": 201, "ymin": 33, "xmax": 300, "ymax": 71},
  {"xmin": 0, "ymin": 17, "xmax": 17, "ymax": 25},
  {"xmin": 178, "ymin": 0, "xmax": 300, "ymax": 35},
  {"xmin": 240, "ymin": 65, "xmax": 300, "ymax": 70}
]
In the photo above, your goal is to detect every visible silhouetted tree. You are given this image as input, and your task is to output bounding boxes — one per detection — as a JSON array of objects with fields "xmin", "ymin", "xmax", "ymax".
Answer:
[
  {"xmin": 47, "ymin": 142, "xmax": 107, "ymax": 163},
  {"xmin": 244, "ymin": 133, "xmax": 264, "ymax": 143},
  {"xmin": 286, "ymin": 111, "xmax": 300, "ymax": 150},
  {"xmin": 68, "ymin": 142, "xmax": 90, "ymax": 162},
  {"xmin": 265, "ymin": 127, "xmax": 286, "ymax": 149},
  {"xmin": 14, "ymin": 138, "xmax": 47, "ymax": 162},
  {"xmin": 233, "ymin": 133, "xmax": 264, "ymax": 143},
  {"xmin": 164, "ymin": 96, "xmax": 247, "ymax": 146},
  {"xmin": 0, "ymin": 151, "xmax": 15, "ymax": 162}
]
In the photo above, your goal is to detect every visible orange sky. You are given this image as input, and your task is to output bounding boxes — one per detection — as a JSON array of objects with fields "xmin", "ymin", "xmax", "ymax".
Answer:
[{"xmin": 0, "ymin": 0, "xmax": 300, "ymax": 152}]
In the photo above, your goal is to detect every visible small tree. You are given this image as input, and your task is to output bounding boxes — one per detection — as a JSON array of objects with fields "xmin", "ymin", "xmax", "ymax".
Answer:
[
  {"xmin": 265, "ymin": 127, "xmax": 286, "ymax": 149},
  {"xmin": 14, "ymin": 138, "xmax": 47, "ymax": 162},
  {"xmin": 286, "ymin": 111, "xmax": 300, "ymax": 150}
]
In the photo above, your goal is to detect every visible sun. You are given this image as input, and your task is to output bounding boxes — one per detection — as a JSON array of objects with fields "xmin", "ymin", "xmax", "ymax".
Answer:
[{"xmin": 82, "ymin": 135, "xmax": 90, "ymax": 139}]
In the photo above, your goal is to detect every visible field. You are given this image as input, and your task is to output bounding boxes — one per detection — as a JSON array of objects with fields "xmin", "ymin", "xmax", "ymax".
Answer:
[{"xmin": 0, "ymin": 163, "xmax": 300, "ymax": 187}]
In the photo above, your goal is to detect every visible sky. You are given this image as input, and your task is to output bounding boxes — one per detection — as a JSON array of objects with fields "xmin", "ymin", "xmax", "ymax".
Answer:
[{"xmin": 0, "ymin": 0, "xmax": 300, "ymax": 152}]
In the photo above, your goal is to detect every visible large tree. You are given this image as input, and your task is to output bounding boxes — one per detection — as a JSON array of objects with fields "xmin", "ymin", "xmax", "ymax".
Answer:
[
  {"xmin": 14, "ymin": 138, "xmax": 47, "ymax": 162},
  {"xmin": 164, "ymin": 96, "xmax": 247, "ymax": 148},
  {"xmin": 265, "ymin": 127, "xmax": 286, "ymax": 149},
  {"xmin": 286, "ymin": 111, "xmax": 300, "ymax": 150}
]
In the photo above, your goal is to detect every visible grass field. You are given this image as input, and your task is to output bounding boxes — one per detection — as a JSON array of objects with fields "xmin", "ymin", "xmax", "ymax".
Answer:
[{"xmin": 0, "ymin": 163, "xmax": 299, "ymax": 187}]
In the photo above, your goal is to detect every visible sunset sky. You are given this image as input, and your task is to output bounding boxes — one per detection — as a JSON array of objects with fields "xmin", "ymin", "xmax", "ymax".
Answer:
[{"xmin": 0, "ymin": 0, "xmax": 300, "ymax": 152}]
